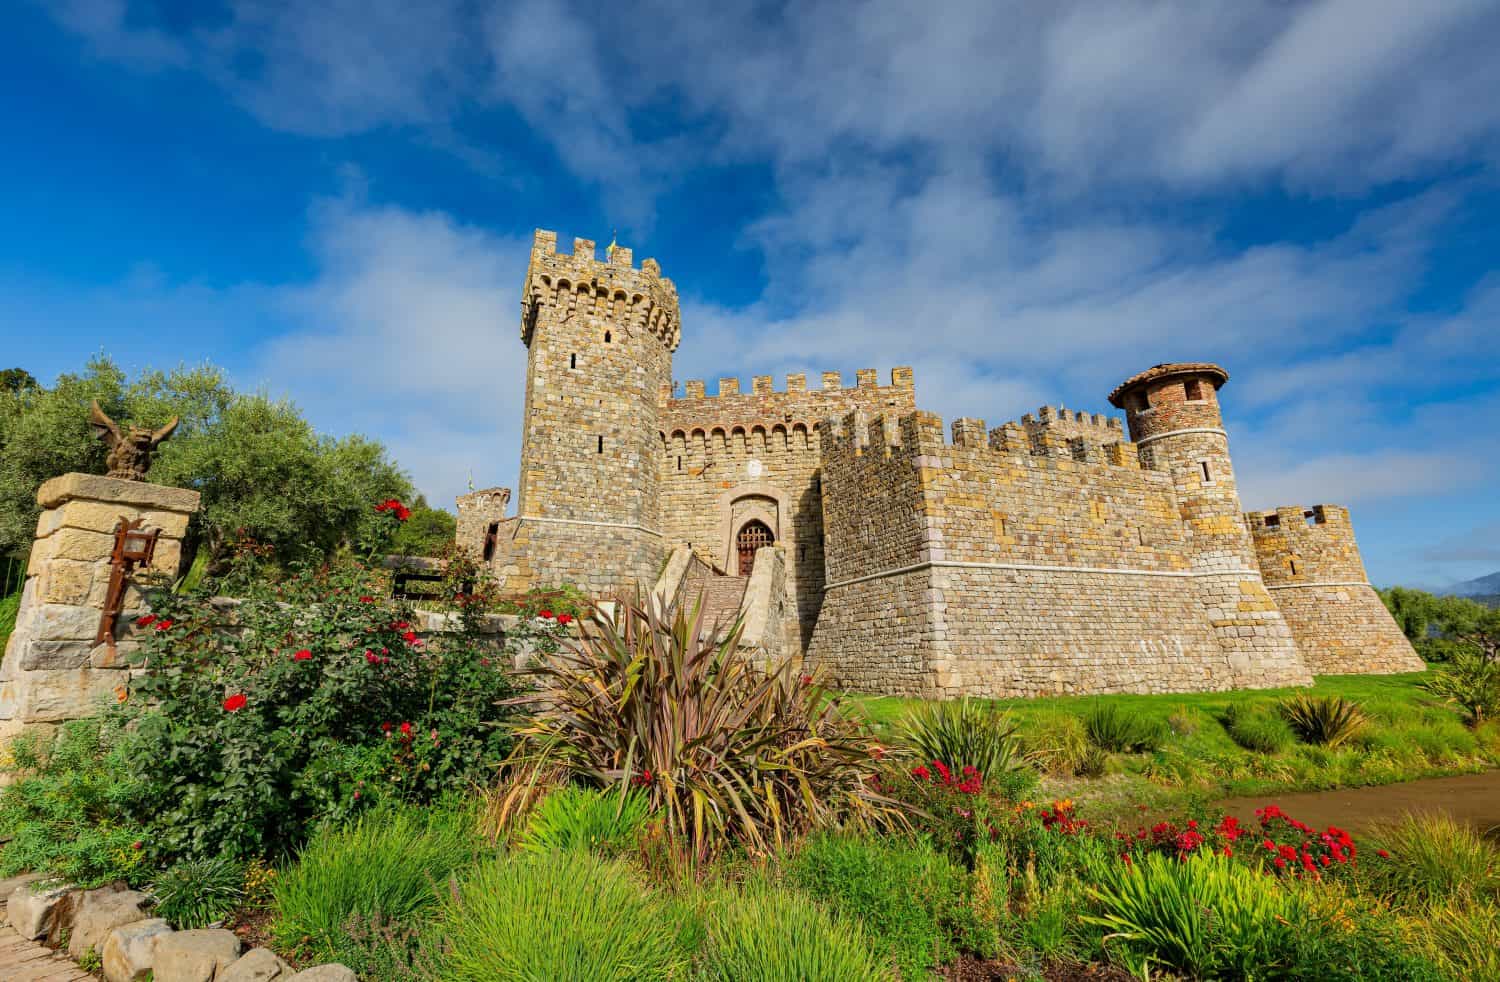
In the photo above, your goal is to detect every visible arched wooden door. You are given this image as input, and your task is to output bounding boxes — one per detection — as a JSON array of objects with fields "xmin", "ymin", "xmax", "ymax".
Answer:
[{"xmin": 735, "ymin": 519, "xmax": 774, "ymax": 576}]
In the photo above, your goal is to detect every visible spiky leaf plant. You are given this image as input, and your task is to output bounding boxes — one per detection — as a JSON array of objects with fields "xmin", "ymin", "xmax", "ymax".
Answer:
[
  {"xmin": 897, "ymin": 698, "xmax": 1028, "ymax": 780},
  {"xmin": 1280, "ymin": 694, "xmax": 1368, "ymax": 748},
  {"xmin": 494, "ymin": 597, "xmax": 902, "ymax": 862}
]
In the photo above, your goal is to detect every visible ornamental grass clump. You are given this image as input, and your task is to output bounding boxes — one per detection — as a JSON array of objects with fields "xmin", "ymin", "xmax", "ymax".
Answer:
[
  {"xmin": 700, "ymin": 880, "xmax": 896, "ymax": 982},
  {"xmin": 1083, "ymin": 701, "xmax": 1166, "ymax": 753},
  {"xmin": 897, "ymin": 698, "xmax": 1031, "ymax": 784},
  {"xmin": 494, "ymin": 597, "xmax": 901, "ymax": 861},
  {"xmin": 1280, "ymin": 694, "xmax": 1368, "ymax": 748},
  {"xmin": 519, "ymin": 786, "xmax": 650, "ymax": 856},
  {"xmin": 1084, "ymin": 851, "xmax": 1297, "ymax": 979},
  {"xmin": 1223, "ymin": 702, "xmax": 1294, "ymax": 754},
  {"xmin": 272, "ymin": 806, "xmax": 484, "ymax": 963},
  {"xmin": 150, "ymin": 853, "xmax": 244, "ymax": 928},
  {"xmin": 434, "ymin": 852, "xmax": 691, "ymax": 982},
  {"xmin": 1359, "ymin": 813, "xmax": 1500, "ymax": 905}
]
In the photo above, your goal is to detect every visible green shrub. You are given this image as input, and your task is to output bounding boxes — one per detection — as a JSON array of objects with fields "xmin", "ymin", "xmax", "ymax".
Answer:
[
  {"xmin": 125, "ymin": 559, "xmax": 535, "ymax": 861},
  {"xmin": 434, "ymin": 852, "xmax": 691, "ymax": 981},
  {"xmin": 1223, "ymin": 703, "xmax": 1294, "ymax": 754},
  {"xmin": 1285, "ymin": 887, "xmax": 1448, "ymax": 982},
  {"xmin": 786, "ymin": 833, "xmax": 983, "ymax": 978},
  {"xmin": 701, "ymin": 880, "xmax": 895, "ymax": 981},
  {"xmin": 1084, "ymin": 852, "xmax": 1296, "ymax": 978},
  {"xmin": 0, "ymin": 590, "xmax": 19, "ymax": 652},
  {"xmin": 897, "ymin": 698, "xmax": 1029, "ymax": 782},
  {"xmin": 1424, "ymin": 652, "xmax": 1500, "ymax": 726},
  {"xmin": 498, "ymin": 599, "xmax": 896, "ymax": 862},
  {"xmin": 272, "ymin": 807, "xmax": 484, "ymax": 962},
  {"xmin": 1280, "ymin": 694, "xmax": 1367, "ymax": 748},
  {"xmin": 1083, "ymin": 702, "xmax": 1165, "ymax": 753},
  {"xmin": 520, "ymin": 786, "xmax": 650, "ymax": 855},
  {"xmin": 150, "ymin": 854, "xmax": 244, "ymax": 928},
  {"xmin": 0, "ymin": 717, "xmax": 156, "ymax": 887},
  {"xmin": 1360, "ymin": 813, "xmax": 1500, "ymax": 905}
]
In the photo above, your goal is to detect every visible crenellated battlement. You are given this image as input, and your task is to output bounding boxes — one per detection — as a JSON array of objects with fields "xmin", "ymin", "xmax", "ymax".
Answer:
[
  {"xmin": 1247, "ymin": 504, "xmax": 1366, "ymax": 585},
  {"xmin": 522, "ymin": 229, "xmax": 681, "ymax": 351},
  {"xmin": 820, "ymin": 408, "xmax": 1143, "ymax": 472},
  {"xmin": 671, "ymin": 367, "xmax": 914, "ymax": 402}
]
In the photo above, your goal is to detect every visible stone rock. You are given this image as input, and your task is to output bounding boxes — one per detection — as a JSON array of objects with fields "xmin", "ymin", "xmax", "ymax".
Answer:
[
  {"xmin": 69, "ymin": 887, "xmax": 151, "ymax": 959},
  {"xmin": 18, "ymin": 638, "xmax": 94, "ymax": 671},
  {"xmin": 4, "ymin": 668, "xmax": 126, "ymax": 722},
  {"xmin": 103, "ymin": 917, "xmax": 173, "ymax": 982},
  {"xmin": 285, "ymin": 965, "xmax": 357, "ymax": 982},
  {"xmin": 220, "ymin": 947, "xmax": 294, "ymax": 982},
  {"xmin": 0, "ymin": 872, "xmax": 42, "ymax": 897},
  {"xmin": 36, "ymin": 473, "xmax": 202, "ymax": 513},
  {"xmin": 152, "ymin": 928, "xmax": 243, "ymax": 982},
  {"xmin": 6, "ymin": 881, "xmax": 72, "ymax": 939}
]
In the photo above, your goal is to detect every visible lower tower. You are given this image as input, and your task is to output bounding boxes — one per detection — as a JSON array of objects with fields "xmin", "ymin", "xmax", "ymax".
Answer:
[
  {"xmin": 1110, "ymin": 364, "xmax": 1312, "ymax": 688},
  {"xmin": 506, "ymin": 230, "xmax": 680, "ymax": 597}
]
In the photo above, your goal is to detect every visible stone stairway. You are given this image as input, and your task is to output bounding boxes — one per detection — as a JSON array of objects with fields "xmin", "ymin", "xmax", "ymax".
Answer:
[{"xmin": 695, "ymin": 574, "xmax": 748, "ymax": 642}]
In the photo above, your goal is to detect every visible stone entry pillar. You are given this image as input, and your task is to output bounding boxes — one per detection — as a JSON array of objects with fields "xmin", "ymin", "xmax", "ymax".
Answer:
[{"xmin": 0, "ymin": 473, "xmax": 199, "ymax": 744}]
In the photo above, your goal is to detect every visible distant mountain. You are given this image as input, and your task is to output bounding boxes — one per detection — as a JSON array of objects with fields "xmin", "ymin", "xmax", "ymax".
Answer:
[{"xmin": 1451, "ymin": 571, "xmax": 1500, "ymax": 598}]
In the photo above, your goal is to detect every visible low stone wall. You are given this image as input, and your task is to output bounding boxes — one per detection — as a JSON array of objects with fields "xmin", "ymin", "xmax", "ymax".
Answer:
[{"xmin": 1265, "ymin": 583, "xmax": 1423, "ymax": 675}]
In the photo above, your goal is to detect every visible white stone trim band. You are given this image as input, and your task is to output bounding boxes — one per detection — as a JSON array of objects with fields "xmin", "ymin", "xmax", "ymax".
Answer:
[
  {"xmin": 823, "ymin": 559, "xmax": 1261, "ymax": 592},
  {"xmin": 1133, "ymin": 427, "xmax": 1228, "ymax": 448},
  {"xmin": 517, "ymin": 516, "xmax": 664, "ymax": 538},
  {"xmin": 1265, "ymin": 581, "xmax": 1371, "ymax": 591}
]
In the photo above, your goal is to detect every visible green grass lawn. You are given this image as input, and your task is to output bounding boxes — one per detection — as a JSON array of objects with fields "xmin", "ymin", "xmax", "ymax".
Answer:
[
  {"xmin": 840, "ymin": 672, "xmax": 1500, "ymax": 822},
  {"xmin": 0, "ymin": 590, "xmax": 19, "ymax": 655}
]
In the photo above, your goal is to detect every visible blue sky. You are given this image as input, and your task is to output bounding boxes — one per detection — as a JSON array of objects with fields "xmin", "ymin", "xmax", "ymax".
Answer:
[{"xmin": 2, "ymin": 0, "xmax": 1498, "ymax": 589}]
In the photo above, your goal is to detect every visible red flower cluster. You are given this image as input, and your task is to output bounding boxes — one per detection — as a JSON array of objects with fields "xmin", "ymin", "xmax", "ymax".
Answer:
[
  {"xmin": 154, "ymin": 619, "xmax": 174, "ymax": 631},
  {"xmin": 911, "ymin": 760, "xmax": 983, "ymax": 795},
  {"xmin": 374, "ymin": 498, "xmax": 411, "ymax": 521},
  {"xmin": 135, "ymin": 614, "xmax": 156, "ymax": 628},
  {"xmin": 631, "ymin": 769, "xmax": 654, "ymax": 787},
  {"xmin": 1254, "ymin": 804, "xmax": 1356, "ymax": 878},
  {"xmin": 292, "ymin": 648, "xmax": 313, "ymax": 661},
  {"xmin": 222, "ymin": 694, "xmax": 247, "ymax": 712},
  {"xmin": 1040, "ymin": 799, "xmax": 1087, "ymax": 835}
]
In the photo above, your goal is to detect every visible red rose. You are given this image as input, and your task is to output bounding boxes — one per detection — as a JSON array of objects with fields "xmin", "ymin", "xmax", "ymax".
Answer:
[
  {"xmin": 556, "ymin": 613, "xmax": 574, "ymax": 625},
  {"xmin": 154, "ymin": 619, "xmax": 174, "ymax": 631},
  {"xmin": 292, "ymin": 649, "xmax": 312, "ymax": 661},
  {"xmin": 359, "ymin": 596, "xmax": 374, "ymax": 603},
  {"xmin": 223, "ymin": 694, "xmax": 247, "ymax": 712},
  {"xmin": 1376, "ymin": 848, "xmax": 1390, "ymax": 858},
  {"xmin": 365, "ymin": 650, "xmax": 379, "ymax": 664},
  {"xmin": 399, "ymin": 721, "xmax": 413, "ymax": 736},
  {"xmin": 381, "ymin": 721, "xmax": 393, "ymax": 733},
  {"xmin": 402, "ymin": 630, "xmax": 418, "ymax": 644},
  {"xmin": 135, "ymin": 614, "xmax": 156, "ymax": 627},
  {"xmin": 538, "ymin": 609, "xmax": 554, "ymax": 620}
]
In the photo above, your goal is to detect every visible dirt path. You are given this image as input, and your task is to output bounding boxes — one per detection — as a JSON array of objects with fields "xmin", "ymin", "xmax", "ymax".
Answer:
[{"xmin": 1218, "ymin": 769, "xmax": 1500, "ymax": 837}]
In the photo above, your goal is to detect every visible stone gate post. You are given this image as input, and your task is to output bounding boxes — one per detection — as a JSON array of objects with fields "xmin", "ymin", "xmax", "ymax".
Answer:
[{"xmin": 0, "ymin": 473, "xmax": 199, "ymax": 746}]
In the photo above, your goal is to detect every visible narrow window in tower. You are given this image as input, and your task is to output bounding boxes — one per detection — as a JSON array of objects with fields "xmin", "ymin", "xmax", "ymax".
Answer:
[
  {"xmin": 604, "ymin": 330, "xmax": 611, "ymax": 343},
  {"xmin": 570, "ymin": 353, "xmax": 576, "ymax": 369},
  {"xmin": 1264, "ymin": 514, "xmax": 1281, "ymax": 529},
  {"xmin": 597, "ymin": 435, "xmax": 604, "ymax": 453},
  {"xmin": 482, "ymin": 522, "xmax": 500, "ymax": 561},
  {"xmin": 1304, "ymin": 511, "xmax": 1319, "ymax": 527},
  {"xmin": 1200, "ymin": 461, "xmax": 1211, "ymax": 482},
  {"xmin": 1185, "ymin": 379, "xmax": 1204, "ymax": 401},
  {"xmin": 677, "ymin": 456, "xmax": 682, "ymax": 470},
  {"xmin": 1289, "ymin": 558, "xmax": 1299, "ymax": 576}
]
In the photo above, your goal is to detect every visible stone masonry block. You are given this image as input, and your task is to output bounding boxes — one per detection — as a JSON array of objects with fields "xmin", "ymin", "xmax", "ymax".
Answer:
[
  {"xmin": 37, "ymin": 472, "xmax": 201, "ymax": 513},
  {"xmin": 103, "ymin": 918, "xmax": 174, "ymax": 982}
]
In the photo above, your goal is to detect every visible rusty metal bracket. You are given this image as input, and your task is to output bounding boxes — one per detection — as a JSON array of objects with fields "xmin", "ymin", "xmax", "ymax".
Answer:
[{"xmin": 96, "ymin": 517, "xmax": 160, "ymax": 649}]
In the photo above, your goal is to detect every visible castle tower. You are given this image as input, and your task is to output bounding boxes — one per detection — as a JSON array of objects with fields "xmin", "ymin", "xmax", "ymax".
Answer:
[
  {"xmin": 1109, "ymin": 364, "xmax": 1312, "ymax": 688},
  {"xmin": 507, "ymin": 230, "xmax": 680, "ymax": 597}
]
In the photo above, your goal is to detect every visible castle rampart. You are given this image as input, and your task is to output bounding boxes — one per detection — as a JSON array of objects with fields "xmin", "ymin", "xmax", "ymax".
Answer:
[
  {"xmin": 1247, "ymin": 505, "xmax": 1424, "ymax": 675},
  {"xmin": 806, "ymin": 405, "xmax": 1283, "ymax": 697}
]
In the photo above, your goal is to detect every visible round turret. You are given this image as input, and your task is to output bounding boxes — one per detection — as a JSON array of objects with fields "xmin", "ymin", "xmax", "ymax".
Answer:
[{"xmin": 1107, "ymin": 362, "xmax": 1228, "ymax": 446}]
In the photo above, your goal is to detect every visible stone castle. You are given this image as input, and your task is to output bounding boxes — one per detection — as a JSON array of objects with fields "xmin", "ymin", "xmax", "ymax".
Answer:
[{"xmin": 460, "ymin": 229, "xmax": 1422, "ymax": 698}]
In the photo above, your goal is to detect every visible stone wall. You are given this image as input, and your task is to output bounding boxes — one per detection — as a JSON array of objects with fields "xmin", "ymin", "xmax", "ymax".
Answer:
[
  {"xmin": 807, "ymin": 404, "xmax": 1314, "ymax": 697},
  {"xmin": 658, "ymin": 368, "xmax": 915, "ymax": 648},
  {"xmin": 455, "ymin": 486, "xmax": 511, "ymax": 562},
  {"xmin": 1248, "ymin": 505, "xmax": 1423, "ymax": 674},
  {"xmin": 0, "ymin": 474, "xmax": 199, "ymax": 744}
]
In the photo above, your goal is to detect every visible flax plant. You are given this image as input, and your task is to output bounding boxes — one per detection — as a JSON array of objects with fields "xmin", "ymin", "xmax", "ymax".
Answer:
[{"xmin": 493, "ymin": 596, "xmax": 902, "ymax": 861}]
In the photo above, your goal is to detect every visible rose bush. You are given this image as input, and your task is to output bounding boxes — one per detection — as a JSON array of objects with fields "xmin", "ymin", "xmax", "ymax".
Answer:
[{"xmin": 120, "ymin": 556, "xmax": 548, "ymax": 861}]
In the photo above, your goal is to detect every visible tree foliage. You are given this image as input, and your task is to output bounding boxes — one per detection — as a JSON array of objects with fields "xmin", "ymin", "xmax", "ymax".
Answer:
[
  {"xmin": 0, "ymin": 355, "xmax": 450, "ymax": 572},
  {"xmin": 1381, "ymin": 586, "xmax": 1500, "ymax": 663}
]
